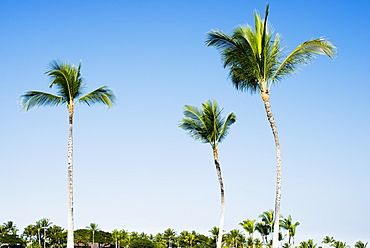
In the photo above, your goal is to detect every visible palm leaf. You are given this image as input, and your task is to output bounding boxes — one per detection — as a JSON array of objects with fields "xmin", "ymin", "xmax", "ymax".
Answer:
[
  {"xmin": 20, "ymin": 91, "xmax": 64, "ymax": 111},
  {"xmin": 78, "ymin": 86, "xmax": 115, "ymax": 108},
  {"xmin": 272, "ymin": 37, "xmax": 337, "ymax": 82},
  {"xmin": 46, "ymin": 60, "xmax": 85, "ymax": 102}
]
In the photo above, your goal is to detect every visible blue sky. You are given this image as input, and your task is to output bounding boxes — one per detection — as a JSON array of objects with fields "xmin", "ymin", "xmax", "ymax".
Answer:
[{"xmin": 1, "ymin": 0, "xmax": 370, "ymax": 245}]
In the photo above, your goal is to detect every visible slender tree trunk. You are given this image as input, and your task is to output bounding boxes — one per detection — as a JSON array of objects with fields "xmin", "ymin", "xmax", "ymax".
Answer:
[
  {"xmin": 213, "ymin": 147, "xmax": 225, "ymax": 248},
  {"xmin": 38, "ymin": 230, "xmax": 41, "ymax": 247},
  {"xmin": 67, "ymin": 107, "xmax": 74, "ymax": 248},
  {"xmin": 262, "ymin": 94, "xmax": 282, "ymax": 248}
]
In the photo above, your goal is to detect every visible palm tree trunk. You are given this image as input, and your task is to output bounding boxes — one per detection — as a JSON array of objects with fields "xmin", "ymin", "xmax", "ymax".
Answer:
[
  {"xmin": 262, "ymin": 97, "xmax": 282, "ymax": 248},
  {"xmin": 213, "ymin": 148, "xmax": 225, "ymax": 248},
  {"xmin": 38, "ymin": 230, "xmax": 41, "ymax": 247},
  {"xmin": 67, "ymin": 109, "xmax": 74, "ymax": 248}
]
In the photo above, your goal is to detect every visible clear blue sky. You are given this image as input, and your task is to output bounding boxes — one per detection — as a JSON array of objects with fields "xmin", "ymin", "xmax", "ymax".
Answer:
[{"xmin": 1, "ymin": 0, "xmax": 369, "ymax": 245}]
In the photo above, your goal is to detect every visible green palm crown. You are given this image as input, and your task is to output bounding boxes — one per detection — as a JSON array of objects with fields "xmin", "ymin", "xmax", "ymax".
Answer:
[
  {"xmin": 20, "ymin": 60, "xmax": 115, "ymax": 111},
  {"xmin": 179, "ymin": 100, "xmax": 236, "ymax": 149},
  {"xmin": 205, "ymin": 4, "xmax": 337, "ymax": 95}
]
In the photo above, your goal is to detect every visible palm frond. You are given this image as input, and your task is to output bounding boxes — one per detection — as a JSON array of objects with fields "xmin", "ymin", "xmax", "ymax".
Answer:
[
  {"xmin": 272, "ymin": 37, "xmax": 337, "ymax": 82},
  {"xmin": 46, "ymin": 60, "xmax": 85, "ymax": 102},
  {"xmin": 180, "ymin": 105, "xmax": 208, "ymax": 142},
  {"xmin": 20, "ymin": 91, "xmax": 64, "ymax": 111},
  {"xmin": 206, "ymin": 28, "xmax": 260, "ymax": 93},
  {"xmin": 219, "ymin": 111, "xmax": 236, "ymax": 143},
  {"xmin": 78, "ymin": 86, "xmax": 115, "ymax": 108}
]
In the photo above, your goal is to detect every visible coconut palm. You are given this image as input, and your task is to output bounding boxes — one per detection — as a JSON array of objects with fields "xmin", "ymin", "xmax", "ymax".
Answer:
[
  {"xmin": 20, "ymin": 61, "xmax": 115, "ymax": 248},
  {"xmin": 205, "ymin": 5, "xmax": 336, "ymax": 248},
  {"xmin": 180, "ymin": 100, "xmax": 236, "ymax": 248},
  {"xmin": 86, "ymin": 223, "xmax": 100, "ymax": 247}
]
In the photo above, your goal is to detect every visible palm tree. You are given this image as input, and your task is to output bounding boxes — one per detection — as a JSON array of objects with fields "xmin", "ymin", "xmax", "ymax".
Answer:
[
  {"xmin": 355, "ymin": 241, "xmax": 368, "ymax": 248},
  {"xmin": 209, "ymin": 226, "xmax": 220, "ymax": 242},
  {"xmin": 280, "ymin": 215, "xmax": 300, "ymax": 245},
  {"xmin": 180, "ymin": 100, "xmax": 236, "ymax": 248},
  {"xmin": 331, "ymin": 241, "xmax": 349, "ymax": 248},
  {"xmin": 162, "ymin": 228, "xmax": 176, "ymax": 248},
  {"xmin": 239, "ymin": 219, "xmax": 256, "ymax": 248},
  {"xmin": 20, "ymin": 61, "xmax": 115, "ymax": 248},
  {"xmin": 111, "ymin": 229, "xmax": 120, "ymax": 248},
  {"xmin": 40, "ymin": 218, "xmax": 52, "ymax": 248},
  {"xmin": 255, "ymin": 222, "xmax": 269, "ymax": 244},
  {"xmin": 322, "ymin": 236, "xmax": 335, "ymax": 246},
  {"xmin": 259, "ymin": 210, "xmax": 274, "ymax": 242},
  {"xmin": 205, "ymin": 5, "xmax": 336, "ymax": 248},
  {"xmin": 299, "ymin": 239, "xmax": 318, "ymax": 248},
  {"xmin": 224, "ymin": 229, "xmax": 245, "ymax": 248},
  {"xmin": 86, "ymin": 223, "xmax": 100, "ymax": 247},
  {"xmin": 48, "ymin": 225, "xmax": 66, "ymax": 248},
  {"xmin": 2, "ymin": 221, "xmax": 18, "ymax": 235}
]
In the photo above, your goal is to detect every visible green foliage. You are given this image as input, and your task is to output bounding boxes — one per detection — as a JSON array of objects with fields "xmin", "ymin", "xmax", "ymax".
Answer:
[
  {"xmin": 180, "ymin": 100, "xmax": 236, "ymax": 149},
  {"xmin": 20, "ymin": 61, "xmax": 115, "ymax": 112},
  {"xmin": 205, "ymin": 5, "xmax": 337, "ymax": 94},
  {"xmin": 130, "ymin": 237, "xmax": 155, "ymax": 248}
]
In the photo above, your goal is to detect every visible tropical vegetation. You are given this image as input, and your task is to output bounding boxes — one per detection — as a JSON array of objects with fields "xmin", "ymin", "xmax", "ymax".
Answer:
[{"xmin": 1, "ymin": 216, "xmax": 367, "ymax": 248}]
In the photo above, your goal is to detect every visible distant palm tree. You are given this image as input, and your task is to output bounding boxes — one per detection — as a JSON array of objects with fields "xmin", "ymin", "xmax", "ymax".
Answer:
[
  {"xmin": 255, "ymin": 222, "xmax": 269, "ymax": 244},
  {"xmin": 2, "ymin": 221, "xmax": 18, "ymax": 235},
  {"xmin": 299, "ymin": 239, "xmax": 318, "ymax": 248},
  {"xmin": 322, "ymin": 236, "xmax": 335, "ymax": 246},
  {"xmin": 162, "ymin": 228, "xmax": 176, "ymax": 248},
  {"xmin": 280, "ymin": 215, "xmax": 300, "ymax": 245},
  {"xmin": 206, "ymin": 6, "xmax": 336, "ymax": 248},
  {"xmin": 180, "ymin": 100, "xmax": 236, "ymax": 248},
  {"xmin": 224, "ymin": 229, "xmax": 245, "ymax": 248},
  {"xmin": 355, "ymin": 241, "xmax": 368, "ymax": 248},
  {"xmin": 20, "ymin": 61, "xmax": 115, "ymax": 248},
  {"xmin": 111, "ymin": 229, "xmax": 120, "ymax": 248},
  {"xmin": 331, "ymin": 241, "xmax": 349, "ymax": 248},
  {"xmin": 239, "ymin": 219, "xmax": 256, "ymax": 248},
  {"xmin": 259, "ymin": 210, "xmax": 274, "ymax": 241},
  {"xmin": 86, "ymin": 223, "xmax": 100, "ymax": 247}
]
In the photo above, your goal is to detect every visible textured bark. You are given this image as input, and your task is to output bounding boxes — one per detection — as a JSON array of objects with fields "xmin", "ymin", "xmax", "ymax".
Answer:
[
  {"xmin": 67, "ymin": 107, "xmax": 74, "ymax": 248},
  {"xmin": 263, "ymin": 97, "xmax": 282, "ymax": 248},
  {"xmin": 213, "ymin": 148, "xmax": 225, "ymax": 248}
]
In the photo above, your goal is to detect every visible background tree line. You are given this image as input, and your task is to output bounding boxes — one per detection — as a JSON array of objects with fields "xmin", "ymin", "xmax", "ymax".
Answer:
[{"xmin": 1, "ymin": 213, "xmax": 367, "ymax": 248}]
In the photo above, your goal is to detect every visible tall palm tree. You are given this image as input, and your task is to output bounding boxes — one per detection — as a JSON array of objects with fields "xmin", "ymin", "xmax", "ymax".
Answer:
[
  {"xmin": 205, "ymin": 5, "xmax": 336, "ymax": 248},
  {"xmin": 20, "ymin": 61, "xmax": 115, "ymax": 248},
  {"xmin": 180, "ymin": 100, "xmax": 236, "ymax": 248},
  {"xmin": 86, "ymin": 223, "xmax": 100, "ymax": 247}
]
